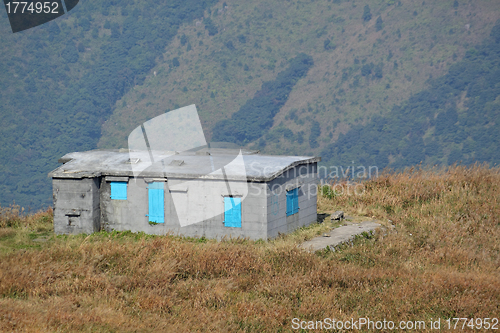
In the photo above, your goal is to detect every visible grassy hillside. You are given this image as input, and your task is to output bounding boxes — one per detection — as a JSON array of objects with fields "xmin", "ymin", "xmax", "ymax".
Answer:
[
  {"xmin": 99, "ymin": 0, "xmax": 500, "ymax": 157},
  {"xmin": 1, "ymin": 165, "xmax": 499, "ymax": 331}
]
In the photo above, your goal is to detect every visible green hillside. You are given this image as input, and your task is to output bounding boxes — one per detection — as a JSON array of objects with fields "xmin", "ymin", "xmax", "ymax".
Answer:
[
  {"xmin": 321, "ymin": 24, "xmax": 500, "ymax": 170},
  {"xmin": 0, "ymin": 0, "xmax": 218, "ymax": 208},
  {"xmin": 98, "ymin": 0, "xmax": 500, "ymax": 158},
  {"xmin": 1, "ymin": 0, "xmax": 500, "ymax": 209}
]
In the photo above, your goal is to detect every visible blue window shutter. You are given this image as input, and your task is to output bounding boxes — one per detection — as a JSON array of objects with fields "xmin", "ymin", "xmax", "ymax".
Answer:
[
  {"xmin": 292, "ymin": 188, "xmax": 299, "ymax": 214},
  {"xmin": 224, "ymin": 197, "xmax": 241, "ymax": 228},
  {"xmin": 148, "ymin": 182, "xmax": 164, "ymax": 223},
  {"xmin": 286, "ymin": 188, "xmax": 299, "ymax": 216},
  {"xmin": 148, "ymin": 182, "xmax": 164, "ymax": 190},
  {"xmin": 110, "ymin": 182, "xmax": 127, "ymax": 200},
  {"xmin": 286, "ymin": 191, "xmax": 293, "ymax": 216}
]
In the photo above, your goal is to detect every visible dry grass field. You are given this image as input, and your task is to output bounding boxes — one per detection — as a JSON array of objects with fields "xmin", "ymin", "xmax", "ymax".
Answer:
[{"xmin": 0, "ymin": 164, "xmax": 499, "ymax": 332}]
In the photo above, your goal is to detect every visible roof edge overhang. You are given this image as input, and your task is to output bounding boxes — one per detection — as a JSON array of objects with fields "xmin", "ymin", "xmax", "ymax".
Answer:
[
  {"xmin": 48, "ymin": 157, "xmax": 321, "ymax": 182},
  {"xmin": 247, "ymin": 156, "xmax": 321, "ymax": 182}
]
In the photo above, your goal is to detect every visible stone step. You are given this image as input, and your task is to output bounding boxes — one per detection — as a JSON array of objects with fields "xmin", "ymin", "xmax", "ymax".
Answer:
[{"xmin": 300, "ymin": 221, "xmax": 382, "ymax": 252}]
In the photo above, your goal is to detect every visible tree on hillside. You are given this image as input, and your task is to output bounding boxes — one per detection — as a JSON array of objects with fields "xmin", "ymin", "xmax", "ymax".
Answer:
[
  {"xmin": 373, "ymin": 63, "xmax": 383, "ymax": 79},
  {"xmin": 361, "ymin": 62, "xmax": 374, "ymax": 76},
  {"xmin": 61, "ymin": 43, "xmax": 79, "ymax": 63},
  {"xmin": 375, "ymin": 16, "xmax": 383, "ymax": 31},
  {"xmin": 204, "ymin": 17, "xmax": 218, "ymax": 36},
  {"xmin": 309, "ymin": 121, "xmax": 321, "ymax": 148},
  {"xmin": 180, "ymin": 34, "xmax": 188, "ymax": 46},
  {"xmin": 324, "ymin": 39, "xmax": 336, "ymax": 50},
  {"xmin": 491, "ymin": 22, "xmax": 500, "ymax": 43},
  {"xmin": 363, "ymin": 5, "xmax": 372, "ymax": 22}
]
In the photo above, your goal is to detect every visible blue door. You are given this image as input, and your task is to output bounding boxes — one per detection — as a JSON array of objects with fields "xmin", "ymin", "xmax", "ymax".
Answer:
[
  {"xmin": 224, "ymin": 197, "xmax": 241, "ymax": 228},
  {"xmin": 148, "ymin": 182, "xmax": 164, "ymax": 223}
]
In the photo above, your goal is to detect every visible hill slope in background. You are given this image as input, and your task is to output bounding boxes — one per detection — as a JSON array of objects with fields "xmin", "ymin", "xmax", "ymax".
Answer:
[
  {"xmin": 1, "ymin": 0, "xmax": 500, "ymax": 209},
  {"xmin": 0, "ymin": 0, "xmax": 217, "ymax": 208},
  {"xmin": 321, "ymin": 24, "xmax": 500, "ymax": 170},
  {"xmin": 98, "ymin": 0, "xmax": 500, "ymax": 157}
]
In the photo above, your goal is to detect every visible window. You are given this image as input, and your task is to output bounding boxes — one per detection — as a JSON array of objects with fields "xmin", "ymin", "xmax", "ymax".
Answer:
[
  {"xmin": 148, "ymin": 182, "xmax": 164, "ymax": 223},
  {"xmin": 286, "ymin": 188, "xmax": 299, "ymax": 216},
  {"xmin": 110, "ymin": 182, "xmax": 127, "ymax": 200},
  {"xmin": 224, "ymin": 197, "xmax": 241, "ymax": 228}
]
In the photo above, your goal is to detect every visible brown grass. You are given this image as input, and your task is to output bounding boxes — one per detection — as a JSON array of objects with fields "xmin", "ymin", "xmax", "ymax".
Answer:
[{"xmin": 1, "ymin": 165, "xmax": 499, "ymax": 332}]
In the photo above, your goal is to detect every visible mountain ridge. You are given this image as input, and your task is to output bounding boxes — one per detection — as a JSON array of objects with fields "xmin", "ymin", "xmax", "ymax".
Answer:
[{"xmin": 1, "ymin": 0, "xmax": 500, "ymax": 208}]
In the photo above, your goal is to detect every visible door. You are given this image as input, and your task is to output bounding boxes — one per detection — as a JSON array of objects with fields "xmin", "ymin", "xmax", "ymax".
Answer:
[
  {"xmin": 148, "ymin": 182, "xmax": 164, "ymax": 223},
  {"xmin": 224, "ymin": 196, "xmax": 241, "ymax": 228}
]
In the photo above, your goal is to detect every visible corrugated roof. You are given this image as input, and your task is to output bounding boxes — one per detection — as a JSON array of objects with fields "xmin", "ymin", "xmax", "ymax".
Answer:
[{"xmin": 48, "ymin": 149, "xmax": 320, "ymax": 182}]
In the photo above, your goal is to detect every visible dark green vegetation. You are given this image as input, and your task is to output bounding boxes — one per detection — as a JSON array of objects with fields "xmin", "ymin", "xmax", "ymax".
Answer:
[
  {"xmin": 321, "ymin": 23, "xmax": 500, "ymax": 170},
  {"xmin": 1, "ymin": 0, "xmax": 500, "ymax": 209},
  {"xmin": 99, "ymin": 0, "xmax": 500, "ymax": 164},
  {"xmin": 212, "ymin": 53, "xmax": 313, "ymax": 144},
  {"xmin": 0, "ymin": 0, "xmax": 217, "ymax": 208}
]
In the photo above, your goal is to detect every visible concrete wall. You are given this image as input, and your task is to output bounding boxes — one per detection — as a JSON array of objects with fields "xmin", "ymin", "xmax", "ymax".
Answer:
[
  {"xmin": 53, "ymin": 162, "xmax": 317, "ymax": 239},
  {"xmin": 53, "ymin": 178, "xmax": 100, "ymax": 234},
  {"xmin": 100, "ymin": 177, "xmax": 152, "ymax": 234},
  {"xmin": 266, "ymin": 163, "xmax": 318, "ymax": 239},
  {"xmin": 100, "ymin": 177, "xmax": 268, "ymax": 240}
]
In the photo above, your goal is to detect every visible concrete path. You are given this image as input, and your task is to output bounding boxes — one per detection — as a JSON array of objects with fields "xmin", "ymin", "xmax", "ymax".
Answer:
[{"xmin": 300, "ymin": 221, "xmax": 382, "ymax": 252}]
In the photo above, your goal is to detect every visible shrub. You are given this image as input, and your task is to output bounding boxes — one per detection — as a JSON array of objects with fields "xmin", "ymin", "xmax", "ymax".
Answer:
[
  {"xmin": 375, "ymin": 16, "xmax": 383, "ymax": 31},
  {"xmin": 362, "ymin": 5, "xmax": 372, "ymax": 22}
]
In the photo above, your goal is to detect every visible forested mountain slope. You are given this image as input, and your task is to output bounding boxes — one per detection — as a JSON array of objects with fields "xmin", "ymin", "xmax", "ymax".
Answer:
[
  {"xmin": 99, "ymin": 0, "xmax": 500, "ymax": 157},
  {"xmin": 321, "ymin": 24, "xmax": 500, "ymax": 170},
  {"xmin": 0, "ymin": 0, "xmax": 217, "ymax": 208},
  {"xmin": 1, "ymin": 0, "xmax": 499, "ymax": 209}
]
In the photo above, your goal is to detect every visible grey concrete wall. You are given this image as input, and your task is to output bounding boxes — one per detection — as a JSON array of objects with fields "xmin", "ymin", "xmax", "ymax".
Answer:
[
  {"xmin": 266, "ymin": 163, "xmax": 318, "ymax": 239},
  {"xmin": 100, "ymin": 177, "xmax": 153, "ymax": 234},
  {"xmin": 166, "ymin": 178, "xmax": 268, "ymax": 240},
  {"xmin": 100, "ymin": 177, "xmax": 268, "ymax": 240},
  {"xmin": 53, "ymin": 162, "xmax": 317, "ymax": 239},
  {"xmin": 53, "ymin": 178, "xmax": 100, "ymax": 234}
]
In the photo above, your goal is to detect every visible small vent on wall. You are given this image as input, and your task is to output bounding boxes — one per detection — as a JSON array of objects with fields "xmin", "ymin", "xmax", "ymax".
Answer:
[
  {"xmin": 65, "ymin": 211, "xmax": 81, "ymax": 227},
  {"xmin": 196, "ymin": 151, "xmax": 211, "ymax": 156},
  {"xmin": 169, "ymin": 160, "xmax": 185, "ymax": 166}
]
